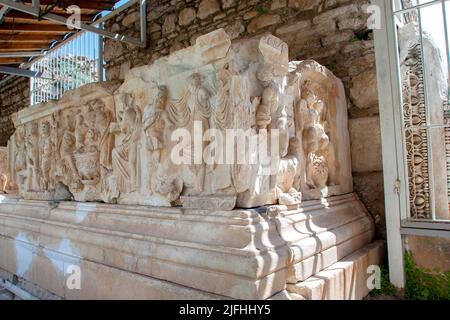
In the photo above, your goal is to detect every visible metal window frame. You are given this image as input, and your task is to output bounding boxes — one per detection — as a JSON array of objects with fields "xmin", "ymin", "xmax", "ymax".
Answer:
[
  {"xmin": 29, "ymin": 30, "xmax": 103, "ymax": 105},
  {"xmin": 394, "ymin": 0, "xmax": 450, "ymax": 224},
  {"xmin": 0, "ymin": 0, "xmax": 146, "ymax": 82},
  {"xmin": 373, "ymin": 0, "xmax": 450, "ymax": 288},
  {"xmin": 372, "ymin": 0, "xmax": 407, "ymax": 289}
]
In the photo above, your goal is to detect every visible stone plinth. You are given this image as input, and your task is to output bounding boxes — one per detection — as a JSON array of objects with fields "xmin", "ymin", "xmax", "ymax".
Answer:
[
  {"xmin": 0, "ymin": 193, "xmax": 380, "ymax": 300},
  {"xmin": 287, "ymin": 241, "xmax": 385, "ymax": 300}
]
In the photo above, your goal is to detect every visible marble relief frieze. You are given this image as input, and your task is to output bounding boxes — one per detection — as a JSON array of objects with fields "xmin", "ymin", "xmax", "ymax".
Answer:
[{"xmin": 7, "ymin": 29, "xmax": 353, "ymax": 209}]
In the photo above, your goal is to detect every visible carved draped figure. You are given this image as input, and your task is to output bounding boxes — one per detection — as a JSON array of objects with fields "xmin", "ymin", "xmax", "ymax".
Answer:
[
  {"xmin": 112, "ymin": 104, "xmax": 142, "ymax": 195},
  {"xmin": 167, "ymin": 74, "xmax": 212, "ymax": 130},
  {"xmin": 167, "ymin": 73, "xmax": 212, "ymax": 194}
]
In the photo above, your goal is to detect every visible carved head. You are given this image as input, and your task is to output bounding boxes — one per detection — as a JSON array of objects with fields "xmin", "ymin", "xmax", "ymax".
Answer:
[
  {"xmin": 86, "ymin": 128, "xmax": 97, "ymax": 142},
  {"xmin": 15, "ymin": 125, "xmax": 25, "ymax": 142},
  {"xmin": 188, "ymin": 73, "xmax": 203, "ymax": 89},
  {"xmin": 301, "ymin": 84, "xmax": 317, "ymax": 106},
  {"xmin": 218, "ymin": 64, "xmax": 232, "ymax": 84},
  {"xmin": 25, "ymin": 122, "xmax": 39, "ymax": 140},
  {"xmin": 121, "ymin": 106, "xmax": 138, "ymax": 134},
  {"xmin": 153, "ymin": 86, "xmax": 168, "ymax": 110},
  {"xmin": 257, "ymin": 64, "xmax": 274, "ymax": 83},
  {"xmin": 39, "ymin": 121, "xmax": 51, "ymax": 137},
  {"xmin": 312, "ymin": 100, "xmax": 325, "ymax": 115}
]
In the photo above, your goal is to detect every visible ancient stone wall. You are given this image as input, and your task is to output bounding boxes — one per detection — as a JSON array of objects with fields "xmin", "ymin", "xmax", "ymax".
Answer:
[
  {"xmin": 104, "ymin": 0, "xmax": 385, "ymax": 236},
  {"xmin": 0, "ymin": 76, "xmax": 30, "ymax": 147}
]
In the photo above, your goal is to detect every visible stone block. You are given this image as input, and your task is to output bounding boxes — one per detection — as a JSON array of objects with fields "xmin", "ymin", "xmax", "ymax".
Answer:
[
  {"xmin": 179, "ymin": 7, "xmax": 196, "ymax": 26},
  {"xmin": 247, "ymin": 14, "xmax": 281, "ymax": 33},
  {"xmin": 349, "ymin": 116, "xmax": 382, "ymax": 173},
  {"xmin": 198, "ymin": 0, "xmax": 221, "ymax": 20},
  {"xmin": 287, "ymin": 241, "xmax": 386, "ymax": 300},
  {"xmin": 350, "ymin": 68, "xmax": 379, "ymax": 109},
  {"xmin": 162, "ymin": 14, "xmax": 177, "ymax": 34}
]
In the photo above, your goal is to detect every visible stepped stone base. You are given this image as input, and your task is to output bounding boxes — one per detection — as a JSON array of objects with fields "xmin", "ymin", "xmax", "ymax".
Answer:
[
  {"xmin": 287, "ymin": 241, "xmax": 385, "ymax": 300},
  {"xmin": 0, "ymin": 193, "xmax": 384, "ymax": 300}
]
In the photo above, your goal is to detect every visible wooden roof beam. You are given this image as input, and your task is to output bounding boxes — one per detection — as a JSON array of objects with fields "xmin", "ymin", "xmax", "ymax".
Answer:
[
  {"xmin": 0, "ymin": 0, "xmax": 145, "ymax": 47},
  {"xmin": 0, "ymin": 33, "xmax": 62, "ymax": 42},
  {"xmin": 0, "ymin": 22, "xmax": 72, "ymax": 33},
  {"xmin": 5, "ymin": 10, "xmax": 96, "ymax": 22},
  {"xmin": 0, "ymin": 42, "xmax": 50, "ymax": 50},
  {"xmin": 21, "ymin": 0, "xmax": 117, "ymax": 11},
  {"xmin": 0, "ymin": 57, "xmax": 26, "ymax": 64}
]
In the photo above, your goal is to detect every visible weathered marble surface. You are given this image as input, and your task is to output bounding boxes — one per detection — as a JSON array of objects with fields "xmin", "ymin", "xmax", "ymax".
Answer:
[
  {"xmin": 0, "ymin": 147, "xmax": 8, "ymax": 193},
  {"xmin": 0, "ymin": 146, "xmax": 16, "ymax": 194},
  {"xmin": 0, "ymin": 193, "xmax": 377, "ymax": 299},
  {"xmin": 287, "ymin": 241, "xmax": 385, "ymax": 300},
  {"xmin": 8, "ymin": 82, "xmax": 120, "ymax": 202},
  {"xmin": 8, "ymin": 29, "xmax": 352, "ymax": 209}
]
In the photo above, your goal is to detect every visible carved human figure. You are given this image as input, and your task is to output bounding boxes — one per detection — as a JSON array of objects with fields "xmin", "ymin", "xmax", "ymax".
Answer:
[
  {"xmin": 25, "ymin": 122, "xmax": 40, "ymax": 191},
  {"xmin": 168, "ymin": 73, "xmax": 212, "ymax": 194},
  {"xmin": 85, "ymin": 128, "xmax": 99, "ymax": 153},
  {"xmin": 112, "ymin": 94, "xmax": 142, "ymax": 194},
  {"xmin": 143, "ymin": 86, "xmax": 169, "ymax": 168},
  {"xmin": 209, "ymin": 66, "xmax": 235, "ymax": 194},
  {"xmin": 0, "ymin": 148, "xmax": 8, "ymax": 193},
  {"xmin": 299, "ymin": 87, "xmax": 332, "ymax": 189},
  {"xmin": 13, "ymin": 126, "xmax": 26, "ymax": 188},
  {"xmin": 60, "ymin": 130, "xmax": 81, "ymax": 189},
  {"xmin": 254, "ymin": 65, "xmax": 289, "ymax": 194},
  {"xmin": 255, "ymin": 64, "xmax": 290, "ymax": 158},
  {"xmin": 39, "ymin": 120, "xmax": 53, "ymax": 190},
  {"xmin": 90, "ymin": 99, "xmax": 113, "ymax": 171},
  {"xmin": 75, "ymin": 113, "xmax": 87, "ymax": 152},
  {"xmin": 255, "ymin": 68, "xmax": 279, "ymax": 131}
]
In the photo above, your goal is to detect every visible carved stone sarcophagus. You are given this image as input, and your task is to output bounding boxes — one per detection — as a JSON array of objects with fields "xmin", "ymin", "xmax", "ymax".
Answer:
[{"xmin": 1, "ymin": 29, "xmax": 382, "ymax": 301}]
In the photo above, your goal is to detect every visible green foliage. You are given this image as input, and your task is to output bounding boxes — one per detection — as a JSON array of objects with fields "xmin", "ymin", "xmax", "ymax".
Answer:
[
  {"xmin": 349, "ymin": 35, "xmax": 360, "ymax": 43},
  {"xmin": 327, "ymin": 62, "xmax": 337, "ymax": 71},
  {"xmin": 404, "ymin": 251, "xmax": 450, "ymax": 300},
  {"xmin": 370, "ymin": 265, "xmax": 397, "ymax": 297},
  {"xmin": 257, "ymin": 5, "xmax": 266, "ymax": 15}
]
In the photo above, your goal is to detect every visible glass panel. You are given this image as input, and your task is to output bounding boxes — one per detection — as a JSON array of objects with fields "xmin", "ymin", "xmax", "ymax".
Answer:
[
  {"xmin": 428, "ymin": 126, "xmax": 450, "ymax": 219},
  {"xmin": 30, "ymin": 32, "xmax": 100, "ymax": 106},
  {"xmin": 420, "ymin": 3, "xmax": 449, "ymax": 127},
  {"xmin": 393, "ymin": 1, "xmax": 450, "ymax": 221}
]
